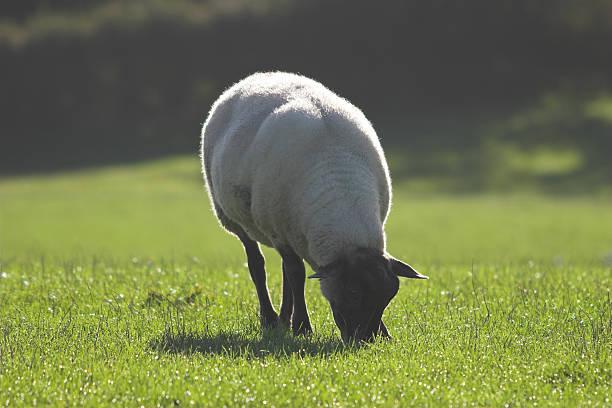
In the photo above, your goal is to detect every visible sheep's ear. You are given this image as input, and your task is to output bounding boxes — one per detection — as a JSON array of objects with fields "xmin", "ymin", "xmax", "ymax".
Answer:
[{"xmin": 389, "ymin": 257, "xmax": 428, "ymax": 279}]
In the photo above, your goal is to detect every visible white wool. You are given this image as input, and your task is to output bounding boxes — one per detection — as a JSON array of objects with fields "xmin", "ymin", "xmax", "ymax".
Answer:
[{"xmin": 201, "ymin": 72, "xmax": 392, "ymax": 268}]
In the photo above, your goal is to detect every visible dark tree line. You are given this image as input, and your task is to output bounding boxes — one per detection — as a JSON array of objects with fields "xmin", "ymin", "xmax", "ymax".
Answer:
[{"xmin": 1, "ymin": 0, "xmax": 611, "ymax": 174}]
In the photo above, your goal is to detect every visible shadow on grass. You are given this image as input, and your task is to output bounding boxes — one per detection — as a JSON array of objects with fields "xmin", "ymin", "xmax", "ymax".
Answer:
[{"xmin": 149, "ymin": 328, "xmax": 348, "ymax": 358}]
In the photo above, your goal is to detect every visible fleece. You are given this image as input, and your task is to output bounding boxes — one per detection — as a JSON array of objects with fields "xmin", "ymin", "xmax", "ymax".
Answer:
[{"xmin": 201, "ymin": 72, "xmax": 392, "ymax": 268}]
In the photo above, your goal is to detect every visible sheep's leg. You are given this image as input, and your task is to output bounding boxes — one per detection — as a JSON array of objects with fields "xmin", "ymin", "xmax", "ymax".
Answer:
[
  {"xmin": 278, "ymin": 267, "xmax": 293, "ymax": 327},
  {"xmin": 239, "ymin": 236, "xmax": 279, "ymax": 329},
  {"xmin": 278, "ymin": 247, "xmax": 312, "ymax": 335}
]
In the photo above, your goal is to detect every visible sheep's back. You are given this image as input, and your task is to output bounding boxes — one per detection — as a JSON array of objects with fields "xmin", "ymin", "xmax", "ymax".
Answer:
[{"xmin": 201, "ymin": 72, "xmax": 391, "ymax": 262}]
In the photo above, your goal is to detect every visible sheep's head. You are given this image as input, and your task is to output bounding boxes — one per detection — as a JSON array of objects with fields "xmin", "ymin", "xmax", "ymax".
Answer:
[{"xmin": 310, "ymin": 248, "xmax": 427, "ymax": 343}]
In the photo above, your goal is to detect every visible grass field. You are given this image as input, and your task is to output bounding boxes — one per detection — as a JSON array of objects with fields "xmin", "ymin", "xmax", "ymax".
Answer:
[{"xmin": 1, "ymin": 156, "xmax": 611, "ymax": 406}]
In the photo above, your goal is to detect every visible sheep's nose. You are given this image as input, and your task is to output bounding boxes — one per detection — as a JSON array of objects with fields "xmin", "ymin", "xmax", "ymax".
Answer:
[{"xmin": 340, "ymin": 328, "xmax": 360, "ymax": 343}]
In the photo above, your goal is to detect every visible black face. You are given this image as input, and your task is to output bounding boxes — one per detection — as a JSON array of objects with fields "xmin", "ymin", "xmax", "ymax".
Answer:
[{"xmin": 318, "ymin": 249, "xmax": 400, "ymax": 342}]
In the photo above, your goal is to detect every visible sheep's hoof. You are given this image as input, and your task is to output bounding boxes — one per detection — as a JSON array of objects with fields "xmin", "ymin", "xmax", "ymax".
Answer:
[
  {"xmin": 278, "ymin": 313, "xmax": 292, "ymax": 329},
  {"xmin": 291, "ymin": 319, "xmax": 313, "ymax": 336},
  {"xmin": 260, "ymin": 312, "xmax": 280, "ymax": 330}
]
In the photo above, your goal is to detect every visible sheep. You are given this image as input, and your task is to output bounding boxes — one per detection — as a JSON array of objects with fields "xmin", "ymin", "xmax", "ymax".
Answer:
[{"xmin": 201, "ymin": 72, "xmax": 427, "ymax": 342}]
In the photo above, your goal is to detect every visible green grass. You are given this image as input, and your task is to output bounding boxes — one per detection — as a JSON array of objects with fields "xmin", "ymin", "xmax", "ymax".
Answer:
[{"xmin": 1, "ymin": 156, "xmax": 611, "ymax": 406}]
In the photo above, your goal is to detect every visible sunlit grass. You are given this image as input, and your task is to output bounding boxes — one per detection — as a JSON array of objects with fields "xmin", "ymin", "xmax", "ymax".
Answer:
[
  {"xmin": 1, "ymin": 156, "xmax": 611, "ymax": 406},
  {"xmin": 3, "ymin": 156, "xmax": 611, "ymax": 264}
]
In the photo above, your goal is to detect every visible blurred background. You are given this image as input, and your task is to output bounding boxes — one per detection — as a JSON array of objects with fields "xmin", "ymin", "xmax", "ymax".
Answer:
[
  {"xmin": 1, "ymin": 0, "xmax": 612, "ymax": 268},
  {"xmin": 1, "ymin": 0, "xmax": 611, "ymax": 192}
]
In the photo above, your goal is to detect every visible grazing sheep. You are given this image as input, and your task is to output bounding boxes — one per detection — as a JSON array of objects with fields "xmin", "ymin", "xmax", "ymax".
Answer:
[{"xmin": 201, "ymin": 72, "xmax": 427, "ymax": 342}]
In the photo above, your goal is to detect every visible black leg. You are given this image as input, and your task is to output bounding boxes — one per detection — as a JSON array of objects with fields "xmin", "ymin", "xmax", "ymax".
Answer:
[
  {"xmin": 278, "ymin": 247, "xmax": 312, "ymax": 335},
  {"xmin": 239, "ymin": 236, "xmax": 278, "ymax": 329},
  {"xmin": 278, "ymin": 266, "xmax": 293, "ymax": 327}
]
